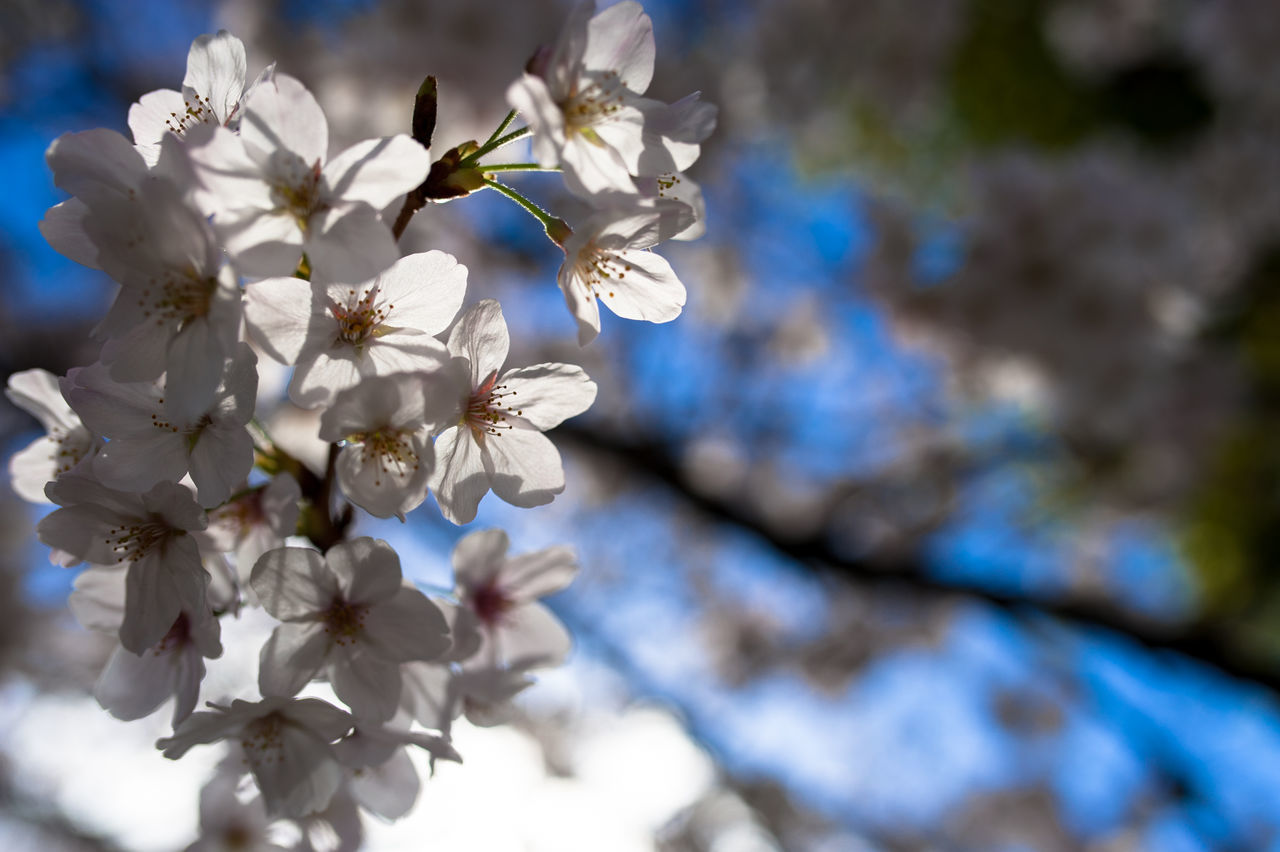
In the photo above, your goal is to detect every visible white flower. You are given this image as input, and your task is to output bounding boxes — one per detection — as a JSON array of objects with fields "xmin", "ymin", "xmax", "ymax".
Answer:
[
  {"xmin": 449, "ymin": 528, "xmax": 577, "ymax": 668},
  {"xmin": 185, "ymin": 761, "xmax": 285, "ymax": 852},
  {"xmin": 201, "ymin": 472, "xmax": 302, "ymax": 589},
  {"xmin": 41, "ymin": 131, "xmax": 243, "ymax": 421},
  {"xmin": 319, "ymin": 373, "xmax": 458, "ymax": 520},
  {"xmin": 5, "ymin": 368, "xmax": 100, "ymax": 504},
  {"xmin": 244, "ymin": 250, "xmax": 466, "ymax": 408},
  {"xmin": 184, "ymin": 73, "xmax": 431, "ymax": 283},
  {"xmin": 69, "ymin": 567, "xmax": 221, "ymax": 725},
  {"xmin": 635, "ymin": 170, "xmax": 706, "ymax": 241},
  {"xmin": 429, "ymin": 299, "xmax": 598, "ymax": 524},
  {"xmin": 401, "ymin": 660, "xmax": 536, "ymax": 736},
  {"xmin": 251, "ymin": 538, "xmax": 451, "ymax": 721},
  {"xmin": 64, "ymin": 346, "xmax": 258, "ymax": 509},
  {"xmin": 333, "ymin": 722, "xmax": 460, "ymax": 820},
  {"xmin": 506, "ymin": 0, "xmax": 716, "ymax": 196},
  {"xmin": 128, "ymin": 30, "xmax": 272, "ymax": 166},
  {"xmin": 556, "ymin": 199, "xmax": 691, "ymax": 344},
  {"xmin": 158, "ymin": 697, "xmax": 354, "ymax": 819},
  {"xmin": 37, "ymin": 475, "xmax": 209, "ymax": 653}
]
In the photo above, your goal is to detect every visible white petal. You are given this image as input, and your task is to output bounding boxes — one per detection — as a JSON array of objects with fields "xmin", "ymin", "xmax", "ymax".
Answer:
[
  {"xmin": 183, "ymin": 31, "xmax": 247, "ymax": 125},
  {"xmin": 446, "ymin": 299, "xmax": 509, "ymax": 388},
  {"xmin": 243, "ymin": 276, "xmax": 323, "ymax": 365},
  {"xmin": 506, "ymin": 74, "xmax": 568, "ymax": 169},
  {"xmin": 305, "ymin": 205, "xmax": 399, "ymax": 287},
  {"xmin": 322, "ymin": 134, "xmax": 431, "ymax": 210},
  {"xmin": 128, "ymin": 88, "xmax": 186, "ymax": 148},
  {"xmin": 483, "ymin": 421, "xmax": 566, "ymax": 508},
  {"xmin": 501, "ymin": 545, "xmax": 578, "ymax": 601},
  {"xmin": 239, "ymin": 73, "xmax": 329, "ymax": 166},
  {"xmin": 189, "ymin": 424, "xmax": 255, "ymax": 508},
  {"xmin": 259, "ymin": 622, "xmax": 331, "ymax": 698},
  {"xmin": 45, "ymin": 129, "xmax": 146, "ymax": 206},
  {"xmin": 38, "ymin": 199, "xmax": 100, "ymax": 269},
  {"xmin": 500, "ymin": 362, "xmax": 597, "ymax": 430},
  {"xmin": 348, "ymin": 746, "xmax": 420, "ymax": 820},
  {"xmin": 556, "ymin": 258, "xmax": 603, "ymax": 345},
  {"xmin": 596, "ymin": 248, "xmax": 685, "ymax": 323},
  {"xmin": 497, "ymin": 601, "xmax": 572, "ymax": 667},
  {"xmin": 584, "ymin": 0, "xmax": 655, "ymax": 92},
  {"xmin": 451, "ymin": 529, "xmax": 510, "ymax": 587},
  {"xmin": 328, "ymin": 648, "xmax": 401, "ymax": 721},
  {"xmin": 327, "ymin": 537, "xmax": 402, "ymax": 603},
  {"xmin": 429, "ymin": 426, "xmax": 490, "ymax": 525},
  {"xmin": 251, "ymin": 547, "xmax": 338, "ymax": 620},
  {"xmin": 95, "ymin": 643, "xmax": 182, "ymax": 721},
  {"xmin": 363, "ymin": 587, "xmax": 450, "ymax": 663},
  {"xmin": 373, "ymin": 250, "xmax": 468, "ymax": 337}
]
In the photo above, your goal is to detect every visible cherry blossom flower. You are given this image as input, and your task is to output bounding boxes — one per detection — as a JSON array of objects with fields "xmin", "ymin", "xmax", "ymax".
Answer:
[
  {"xmin": 184, "ymin": 73, "xmax": 431, "ymax": 283},
  {"xmin": 69, "ymin": 567, "xmax": 222, "ymax": 725},
  {"xmin": 429, "ymin": 299, "xmax": 598, "ymax": 524},
  {"xmin": 318, "ymin": 373, "xmax": 459, "ymax": 520},
  {"xmin": 5, "ymin": 368, "xmax": 100, "ymax": 504},
  {"xmin": 38, "ymin": 475, "xmax": 209, "ymax": 653},
  {"xmin": 158, "ymin": 697, "xmax": 354, "ymax": 819},
  {"xmin": 201, "ymin": 473, "xmax": 302, "ymax": 586},
  {"xmin": 556, "ymin": 199, "xmax": 692, "ymax": 344},
  {"xmin": 449, "ymin": 528, "xmax": 577, "ymax": 668},
  {"xmin": 333, "ymin": 721, "xmax": 460, "ymax": 820},
  {"xmin": 65, "ymin": 346, "xmax": 258, "ymax": 509},
  {"xmin": 401, "ymin": 660, "xmax": 537, "ymax": 737},
  {"xmin": 128, "ymin": 30, "xmax": 272, "ymax": 166},
  {"xmin": 506, "ymin": 0, "xmax": 716, "ymax": 196},
  {"xmin": 244, "ymin": 250, "xmax": 466, "ymax": 408},
  {"xmin": 251, "ymin": 538, "xmax": 451, "ymax": 721},
  {"xmin": 185, "ymin": 759, "xmax": 286, "ymax": 852},
  {"xmin": 42, "ymin": 132, "xmax": 243, "ymax": 421}
]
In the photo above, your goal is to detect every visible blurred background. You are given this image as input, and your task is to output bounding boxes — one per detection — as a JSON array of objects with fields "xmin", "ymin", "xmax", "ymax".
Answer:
[{"xmin": 5, "ymin": 0, "xmax": 1280, "ymax": 849}]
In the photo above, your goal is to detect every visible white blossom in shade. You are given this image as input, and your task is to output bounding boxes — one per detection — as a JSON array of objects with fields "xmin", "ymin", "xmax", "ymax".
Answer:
[
  {"xmin": 37, "ymin": 475, "xmax": 209, "ymax": 653},
  {"xmin": 318, "ymin": 373, "xmax": 458, "ymax": 521},
  {"xmin": 185, "ymin": 759, "xmax": 286, "ymax": 852},
  {"xmin": 400, "ymin": 660, "xmax": 536, "ymax": 737},
  {"xmin": 158, "ymin": 697, "xmax": 354, "ymax": 819},
  {"xmin": 201, "ymin": 473, "xmax": 302, "ymax": 587},
  {"xmin": 244, "ymin": 250, "xmax": 466, "ymax": 408},
  {"xmin": 634, "ymin": 171, "xmax": 706, "ymax": 241},
  {"xmin": 506, "ymin": 0, "xmax": 716, "ymax": 196},
  {"xmin": 42, "ymin": 130, "xmax": 243, "ymax": 422},
  {"xmin": 556, "ymin": 199, "xmax": 692, "ymax": 345},
  {"xmin": 69, "ymin": 567, "xmax": 221, "ymax": 725},
  {"xmin": 5, "ymin": 368, "xmax": 101, "ymax": 504},
  {"xmin": 64, "ymin": 345, "xmax": 258, "ymax": 509},
  {"xmin": 333, "ymin": 721, "xmax": 461, "ymax": 820},
  {"xmin": 429, "ymin": 299, "xmax": 598, "ymax": 524},
  {"xmin": 183, "ymin": 73, "xmax": 431, "ymax": 283},
  {"xmin": 128, "ymin": 30, "xmax": 272, "ymax": 166},
  {"xmin": 250, "ymin": 538, "xmax": 451, "ymax": 721},
  {"xmin": 449, "ymin": 528, "xmax": 577, "ymax": 668}
]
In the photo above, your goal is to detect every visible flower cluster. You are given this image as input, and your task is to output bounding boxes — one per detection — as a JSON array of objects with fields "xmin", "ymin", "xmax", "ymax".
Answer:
[{"xmin": 9, "ymin": 3, "xmax": 711, "ymax": 844}]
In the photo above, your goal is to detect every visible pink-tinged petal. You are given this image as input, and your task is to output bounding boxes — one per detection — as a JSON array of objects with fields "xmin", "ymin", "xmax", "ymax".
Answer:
[
  {"xmin": 259, "ymin": 622, "xmax": 330, "ymax": 698},
  {"xmin": 243, "ymin": 276, "xmax": 323, "ymax": 365},
  {"xmin": 446, "ymin": 299, "xmax": 509, "ymax": 388},
  {"xmin": 452, "ymin": 529, "xmax": 510, "ymax": 588},
  {"xmin": 305, "ymin": 205, "xmax": 399, "ymax": 288},
  {"xmin": 68, "ymin": 567, "xmax": 126, "ymax": 632},
  {"xmin": 483, "ymin": 421, "xmax": 565, "ymax": 508},
  {"xmin": 183, "ymin": 31, "xmax": 247, "ymax": 124},
  {"xmin": 128, "ymin": 88, "xmax": 186, "ymax": 149},
  {"xmin": 596, "ymin": 248, "xmax": 684, "ymax": 323},
  {"xmin": 249, "ymin": 725, "xmax": 343, "ymax": 818},
  {"xmin": 584, "ymin": 0, "xmax": 655, "ymax": 92},
  {"xmin": 329, "ymin": 648, "xmax": 402, "ymax": 721},
  {"xmin": 328, "ymin": 537, "xmax": 401, "ymax": 604},
  {"xmin": 506, "ymin": 75, "xmax": 567, "ymax": 169},
  {"xmin": 251, "ymin": 547, "xmax": 338, "ymax": 620},
  {"xmin": 348, "ymin": 748, "xmax": 419, "ymax": 820},
  {"xmin": 322, "ymin": 135, "xmax": 430, "ymax": 210},
  {"xmin": 497, "ymin": 601, "xmax": 572, "ymax": 667},
  {"xmin": 39, "ymin": 199, "xmax": 99, "ymax": 269},
  {"xmin": 429, "ymin": 426, "xmax": 490, "ymax": 525},
  {"xmin": 373, "ymin": 251, "xmax": 468, "ymax": 336},
  {"xmin": 363, "ymin": 587, "xmax": 450, "ymax": 663},
  {"xmin": 499, "ymin": 363, "xmax": 597, "ymax": 430},
  {"xmin": 500, "ymin": 545, "xmax": 578, "ymax": 600},
  {"xmin": 289, "ymin": 351, "xmax": 364, "ymax": 410},
  {"xmin": 45, "ymin": 129, "xmax": 146, "ymax": 206},
  {"xmin": 95, "ymin": 642, "xmax": 183, "ymax": 721},
  {"xmin": 189, "ymin": 424, "xmax": 255, "ymax": 508},
  {"xmin": 240, "ymin": 73, "xmax": 328, "ymax": 166}
]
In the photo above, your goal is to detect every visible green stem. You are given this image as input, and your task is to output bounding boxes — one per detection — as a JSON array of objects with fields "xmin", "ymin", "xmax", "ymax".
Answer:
[
  {"xmin": 480, "ymin": 163, "xmax": 560, "ymax": 173},
  {"xmin": 482, "ymin": 178, "xmax": 572, "ymax": 244},
  {"xmin": 480, "ymin": 109, "xmax": 517, "ymax": 149},
  {"xmin": 464, "ymin": 125, "xmax": 532, "ymax": 164}
]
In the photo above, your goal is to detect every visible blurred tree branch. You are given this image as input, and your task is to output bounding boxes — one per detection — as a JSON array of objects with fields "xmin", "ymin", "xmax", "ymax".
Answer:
[{"xmin": 559, "ymin": 424, "xmax": 1280, "ymax": 695}]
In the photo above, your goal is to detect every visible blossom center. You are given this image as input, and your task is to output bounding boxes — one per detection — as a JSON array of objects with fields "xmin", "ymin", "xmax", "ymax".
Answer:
[
  {"xmin": 573, "ymin": 245, "xmax": 631, "ymax": 302},
  {"xmin": 165, "ymin": 94, "xmax": 218, "ymax": 137},
  {"xmin": 321, "ymin": 597, "xmax": 368, "ymax": 645},
  {"xmin": 153, "ymin": 612, "xmax": 192, "ymax": 655},
  {"xmin": 469, "ymin": 579, "xmax": 515, "ymax": 627},
  {"xmin": 330, "ymin": 286, "xmax": 390, "ymax": 347},
  {"xmin": 268, "ymin": 151, "xmax": 326, "ymax": 226},
  {"xmin": 351, "ymin": 429, "xmax": 419, "ymax": 487},
  {"xmin": 241, "ymin": 713, "xmax": 286, "ymax": 764},
  {"xmin": 564, "ymin": 69, "xmax": 625, "ymax": 132},
  {"xmin": 138, "ymin": 269, "xmax": 218, "ymax": 328},
  {"xmin": 463, "ymin": 371, "xmax": 522, "ymax": 440},
  {"xmin": 107, "ymin": 518, "xmax": 174, "ymax": 564}
]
